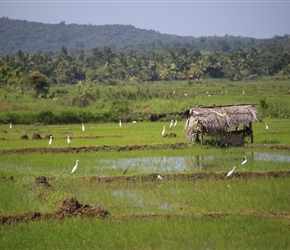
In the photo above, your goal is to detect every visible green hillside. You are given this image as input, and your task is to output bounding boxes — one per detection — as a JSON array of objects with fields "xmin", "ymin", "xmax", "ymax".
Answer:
[{"xmin": 1, "ymin": 17, "xmax": 290, "ymax": 56}]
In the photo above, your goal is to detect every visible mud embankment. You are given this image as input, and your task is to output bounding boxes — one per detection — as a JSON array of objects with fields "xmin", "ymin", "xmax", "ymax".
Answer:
[{"xmin": 1, "ymin": 196, "xmax": 109, "ymax": 225}]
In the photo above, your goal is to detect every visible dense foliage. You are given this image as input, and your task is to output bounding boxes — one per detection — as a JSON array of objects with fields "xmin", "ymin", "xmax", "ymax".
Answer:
[{"xmin": 1, "ymin": 44, "xmax": 290, "ymax": 92}]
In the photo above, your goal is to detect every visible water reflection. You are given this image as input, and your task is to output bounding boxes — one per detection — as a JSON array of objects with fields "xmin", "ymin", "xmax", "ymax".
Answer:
[
  {"xmin": 113, "ymin": 189, "xmax": 169, "ymax": 210},
  {"xmin": 253, "ymin": 152, "xmax": 290, "ymax": 162},
  {"xmin": 96, "ymin": 151, "xmax": 290, "ymax": 174},
  {"xmin": 96, "ymin": 155, "xmax": 221, "ymax": 173},
  {"xmin": 98, "ymin": 156, "xmax": 187, "ymax": 172},
  {"xmin": 113, "ymin": 190, "xmax": 144, "ymax": 208}
]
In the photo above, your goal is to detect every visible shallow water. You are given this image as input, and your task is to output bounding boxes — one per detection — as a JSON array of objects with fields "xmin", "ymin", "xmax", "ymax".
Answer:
[
  {"xmin": 95, "ymin": 152, "xmax": 290, "ymax": 174},
  {"xmin": 252, "ymin": 152, "xmax": 290, "ymax": 162}
]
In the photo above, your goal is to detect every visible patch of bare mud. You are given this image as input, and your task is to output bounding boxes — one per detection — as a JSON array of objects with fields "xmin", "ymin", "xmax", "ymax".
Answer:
[
  {"xmin": 0, "ymin": 197, "xmax": 109, "ymax": 225},
  {"xmin": 35, "ymin": 176, "xmax": 54, "ymax": 189}
]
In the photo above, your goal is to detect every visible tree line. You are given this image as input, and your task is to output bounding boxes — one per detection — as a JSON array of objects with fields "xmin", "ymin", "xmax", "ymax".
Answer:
[{"xmin": 0, "ymin": 44, "xmax": 290, "ymax": 98}]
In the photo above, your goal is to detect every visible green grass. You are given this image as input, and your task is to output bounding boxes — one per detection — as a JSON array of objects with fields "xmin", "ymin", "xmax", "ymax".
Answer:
[
  {"xmin": 1, "ymin": 79, "xmax": 290, "ymax": 123},
  {"xmin": 1, "ymin": 118, "xmax": 290, "ymax": 149},
  {"xmin": 1, "ymin": 175, "xmax": 290, "ymax": 249},
  {"xmin": 1, "ymin": 175, "xmax": 289, "ymax": 216},
  {"xmin": 1, "ymin": 79, "xmax": 290, "ymax": 249},
  {"xmin": 1, "ymin": 216, "xmax": 290, "ymax": 249}
]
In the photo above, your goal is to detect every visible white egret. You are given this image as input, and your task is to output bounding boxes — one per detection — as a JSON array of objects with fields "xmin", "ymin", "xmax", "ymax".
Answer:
[
  {"xmin": 132, "ymin": 121, "xmax": 137, "ymax": 123},
  {"xmin": 119, "ymin": 120, "xmax": 122, "ymax": 128},
  {"xmin": 9, "ymin": 122, "xmax": 12, "ymax": 129},
  {"xmin": 169, "ymin": 120, "xmax": 173, "ymax": 129},
  {"xmin": 82, "ymin": 123, "xmax": 85, "ymax": 132},
  {"xmin": 265, "ymin": 122, "xmax": 269, "ymax": 131},
  {"xmin": 162, "ymin": 126, "xmax": 166, "ymax": 137},
  {"xmin": 173, "ymin": 120, "xmax": 177, "ymax": 127},
  {"xmin": 226, "ymin": 166, "xmax": 236, "ymax": 178},
  {"xmin": 157, "ymin": 174, "xmax": 163, "ymax": 180},
  {"xmin": 71, "ymin": 160, "xmax": 79, "ymax": 174},
  {"xmin": 48, "ymin": 135, "xmax": 52, "ymax": 146},
  {"xmin": 241, "ymin": 156, "xmax": 247, "ymax": 165},
  {"xmin": 67, "ymin": 135, "xmax": 71, "ymax": 146}
]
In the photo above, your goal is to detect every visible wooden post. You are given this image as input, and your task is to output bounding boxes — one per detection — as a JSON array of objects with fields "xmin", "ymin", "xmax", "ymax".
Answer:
[
  {"xmin": 200, "ymin": 127, "xmax": 204, "ymax": 146},
  {"xmin": 249, "ymin": 122, "xmax": 253, "ymax": 143}
]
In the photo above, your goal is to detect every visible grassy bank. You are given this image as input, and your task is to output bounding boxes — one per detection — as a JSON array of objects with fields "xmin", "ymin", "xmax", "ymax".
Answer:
[{"xmin": 1, "ymin": 79, "xmax": 290, "ymax": 124}]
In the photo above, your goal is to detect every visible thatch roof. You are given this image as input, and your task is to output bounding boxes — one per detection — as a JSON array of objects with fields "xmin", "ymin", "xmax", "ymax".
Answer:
[{"xmin": 184, "ymin": 104, "xmax": 259, "ymax": 142}]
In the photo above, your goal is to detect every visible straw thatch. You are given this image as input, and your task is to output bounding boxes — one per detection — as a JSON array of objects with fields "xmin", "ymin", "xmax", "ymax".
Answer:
[{"xmin": 184, "ymin": 104, "xmax": 259, "ymax": 146}]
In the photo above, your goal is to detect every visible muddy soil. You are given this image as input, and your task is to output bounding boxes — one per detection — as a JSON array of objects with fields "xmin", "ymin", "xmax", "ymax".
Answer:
[
  {"xmin": 0, "ymin": 196, "xmax": 109, "ymax": 225},
  {"xmin": 0, "ymin": 142, "xmax": 190, "ymax": 154}
]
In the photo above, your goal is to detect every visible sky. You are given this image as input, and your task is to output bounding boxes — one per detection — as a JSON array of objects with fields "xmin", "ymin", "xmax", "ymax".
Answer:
[{"xmin": 1, "ymin": 0, "xmax": 290, "ymax": 39}]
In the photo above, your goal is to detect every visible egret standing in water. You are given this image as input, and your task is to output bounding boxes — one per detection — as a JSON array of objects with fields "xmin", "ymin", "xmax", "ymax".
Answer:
[
  {"xmin": 48, "ymin": 135, "xmax": 52, "ymax": 146},
  {"xmin": 227, "ymin": 166, "xmax": 236, "ymax": 178},
  {"xmin": 82, "ymin": 123, "xmax": 85, "ymax": 132},
  {"xmin": 67, "ymin": 135, "xmax": 71, "ymax": 146},
  {"xmin": 71, "ymin": 160, "xmax": 79, "ymax": 174},
  {"xmin": 162, "ymin": 126, "xmax": 166, "ymax": 137},
  {"xmin": 241, "ymin": 156, "xmax": 247, "ymax": 165}
]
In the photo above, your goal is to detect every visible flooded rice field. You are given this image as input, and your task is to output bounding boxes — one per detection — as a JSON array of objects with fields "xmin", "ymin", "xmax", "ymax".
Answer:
[{"xmin": 94, "ymin": 151, "xmax": 290, "ymax": 175}]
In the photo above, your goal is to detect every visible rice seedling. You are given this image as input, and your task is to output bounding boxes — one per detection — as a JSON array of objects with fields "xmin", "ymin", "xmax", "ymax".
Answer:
[
  {"xmin": 1, "ymin": 80, "xmax": 290, "ymax": 249},
  {"xmin": 1, "ymin": 175, "xmax": 289, "ymax": 250},
  {"xmin": 0, "ymin": 215, "xmax": 290, "ymax": 249}
]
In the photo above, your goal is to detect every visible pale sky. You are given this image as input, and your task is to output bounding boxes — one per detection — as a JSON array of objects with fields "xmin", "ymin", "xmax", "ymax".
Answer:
[{"xmin": 0, "ymin": 0, "xmax": 289, "ymax": 38}]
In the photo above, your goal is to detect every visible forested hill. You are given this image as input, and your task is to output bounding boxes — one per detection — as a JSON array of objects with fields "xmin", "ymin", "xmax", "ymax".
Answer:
[{"xmin": 1, "ymin": 17, "xmax": 290, "ymax": 56}]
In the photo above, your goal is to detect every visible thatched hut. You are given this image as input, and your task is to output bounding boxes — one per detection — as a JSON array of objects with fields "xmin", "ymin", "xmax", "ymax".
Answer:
[{"xmin": 184, "ymin": 104, "xmax": 259, "ymax": 146}]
